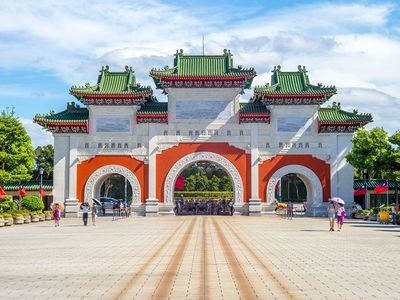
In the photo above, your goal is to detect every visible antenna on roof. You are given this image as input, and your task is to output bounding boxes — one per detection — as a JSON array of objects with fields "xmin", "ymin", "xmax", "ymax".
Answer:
[{"xmin": 202, "ymin": 34, "xmax": 205, "ymax": 56}]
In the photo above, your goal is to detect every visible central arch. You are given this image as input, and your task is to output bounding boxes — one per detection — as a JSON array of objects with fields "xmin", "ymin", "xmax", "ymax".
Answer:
[
  {"xmin": 84, "ymin": 164, "xmax": 141, "ymax": 205},
  {"xmin": 266, "ymin": 164, "xmax": 322, "ymax": 206},
  {"xmin": 163, "ymin": 152, "xmax": 244, "ymax": 205}
]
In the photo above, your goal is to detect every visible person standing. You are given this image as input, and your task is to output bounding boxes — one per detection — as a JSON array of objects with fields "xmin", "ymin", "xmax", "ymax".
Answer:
[
  {"xmin": 91, "ymin": 202, "xmax": 97, "ymax": 226},
  {"xmin": 52, "ymin": 203, "xmax": 61, "ymax": 227},
  {"xmin": 391, "ymin": 203, "xmax": 397, "ymax": 225},
  {"xmin": 327, "ymin": 202, "xmax": 336, "ymax": 231},
  {"xmin": 336, "ymin": 203, "xmax": 345, "ymax": 231},
  {"xmin": 287, "ymin": 201, "xmax": 294, "ymax": 220},
  {"xmin": 80, "ymin": 202, "xmax": 90, "ymax": 226}
]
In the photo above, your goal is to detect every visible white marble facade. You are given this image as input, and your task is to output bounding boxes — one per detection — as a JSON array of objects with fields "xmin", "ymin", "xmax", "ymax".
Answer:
[{"xmin": 53, "ymin": 87, "xmax": 354, "ymax": 217}]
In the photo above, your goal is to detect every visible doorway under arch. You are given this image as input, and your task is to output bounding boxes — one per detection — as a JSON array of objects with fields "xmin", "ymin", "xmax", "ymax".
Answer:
[
  {"xmin": 84, "ymin": 165, "xmax": 141, "ymax": 206},
  {"xmin": 266, "ymin": 164, "xmax": 323, "ymax": 208},
  {"xmin": 163, "ymin": 152, "xmax": 245, "ymax": 214}
]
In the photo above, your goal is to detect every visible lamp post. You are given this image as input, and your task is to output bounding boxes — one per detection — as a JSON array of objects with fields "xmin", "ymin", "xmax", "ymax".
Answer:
[
  {"xmin": 363, "ymin": 169, "xmax": 367, "ymax": 209},
  {"xmin": 39, "ymin": 168, "xmax": 44, "ymax": 201}
]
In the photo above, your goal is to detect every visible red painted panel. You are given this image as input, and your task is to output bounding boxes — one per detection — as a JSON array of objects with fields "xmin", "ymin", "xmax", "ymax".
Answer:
[{"xmin": 76, "ymin": 155, "xmax": 147, "ymax": 203}]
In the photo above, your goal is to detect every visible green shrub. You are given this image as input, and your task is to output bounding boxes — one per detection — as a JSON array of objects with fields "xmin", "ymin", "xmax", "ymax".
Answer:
[
  {"xmin": 13, "ymin": 213, "xmax": 23, "ymax": 217},
  {"xmin": 2, "ymin": 213, "xmax": 12, "ymax": 218},
  {"xmin": 43, "ymin": 210, "xmax": 52, "ymax": 215},
  {"xmin": 359, "ymin": 210, "xmax": 370, "ymax": 214},
  {"xmin": 21, "ymin": 195, "xmax": 44, "ymax": 212},
  {"xmin": 371, "ymin": 207, "xmax": 380, "ymax": 214}
]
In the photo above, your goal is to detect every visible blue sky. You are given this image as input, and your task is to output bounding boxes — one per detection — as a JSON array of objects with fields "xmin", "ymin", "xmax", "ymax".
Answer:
[{"xmin": 0, "ymin": 0, "xmax": 399, "ymax": 147}]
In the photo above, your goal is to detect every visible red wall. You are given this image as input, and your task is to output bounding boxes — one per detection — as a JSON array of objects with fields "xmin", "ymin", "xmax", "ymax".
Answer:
[
  {"xmin": 258, "ymin": 154, "xmax": 331, "ymax": 202},
  {"xmin": 156, "ymin": 143, "xmax": 251, "ymax": 203},
  {"xmin": 76, "ymin": 155, "xmax": 147, "ymax": 203}
]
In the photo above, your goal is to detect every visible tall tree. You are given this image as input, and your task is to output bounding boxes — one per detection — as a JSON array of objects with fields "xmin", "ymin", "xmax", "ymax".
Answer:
[
  {"xmin": 346, "ymin": 127, "xmax": 393, "ymax": 179},
  {"xmin": 33, "ymin": 144, "xmax": 54, "ymax": 179},
  {"xmin": 0, "ymin": 108, "xmax": 34, "ymax": 185}
]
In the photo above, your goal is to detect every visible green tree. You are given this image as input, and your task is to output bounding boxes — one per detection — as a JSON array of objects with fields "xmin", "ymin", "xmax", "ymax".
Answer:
[
  {"xmin": 0, "ymin": 108, "xmax": 34, "ymax": 185},
  {"xmin": 33, "ymin": 144, "xmax": 54, "ymax": 179},
  {"xmin": 195, "ymin": 175, "xmax": 209, "ymax": 191},
  {"xmin": 346, "ymin": 127, "xmax": 393, "ymax": 179},
  {"xmin": 220, "ymin": 176, "xmax": 233, "ymax": 191},
  {"xmin": 210, "ymin": 175, "xmax": 221, "ymax": 191},
  {"xmin": 184, "ymin": 175, "xmax": 196, "ymax": 191}
]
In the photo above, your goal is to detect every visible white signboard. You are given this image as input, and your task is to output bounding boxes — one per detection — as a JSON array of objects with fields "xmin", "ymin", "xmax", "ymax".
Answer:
[
  {"xmin": 96, "ymin": 118, "xmax": 130, "ymax": 132},
  {"xmin": 176, "ymin": 101, "xmax": 232, "ymax": 120},
  {"xmin": 277, "ymin": 117, "xmax": 311, "ymax": 132}
]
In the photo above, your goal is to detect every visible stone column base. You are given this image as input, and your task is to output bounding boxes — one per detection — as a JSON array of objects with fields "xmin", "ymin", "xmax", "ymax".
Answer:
[
  {"xmin": 145, "ymin": 198, "xmax": 159, "ymax": 216},
  {"xmin": 248, "ymin": 198, "xmax": 262, "ymax": 216},
  {"xmin": 261, "ymin": 203, "xmax": 276, "ymax": 215},
  {"xmin": 132, "ymin": 204, "xmax": 146, "ymax": 216},
  {"xmin": 64, "ymin": 198, "xmax": 79, "ymax": 218},
  {"xmin": 158, "ymin": 203, "xmax": 174, "ymax": 216}
]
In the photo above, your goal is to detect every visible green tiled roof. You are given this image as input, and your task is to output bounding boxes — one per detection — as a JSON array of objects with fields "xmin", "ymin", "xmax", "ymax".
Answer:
[
  {"xmin": 354, "ymin": 180, "xmax": 400, "ymax": 190},
  {"xmin": 318, "ymin": 104, "xmax": 372, "ymax": 124},
  {"xmin": 254, "ymin": 65, "xmax": 336, "ymax": 98},
  {"xmin": 137, "ymin": 102, "xmax": 168, "ymax": 115},
  {"xmin": 150, "ymin": 49, "xmax": 256, "ymax": 89},
  {"xmin": 4, "ymin": 180, "xmax": 53, "ymax": 191},
  {"xmin": 70, "ymin": 66, "xmax": 152, "ymax": 97},
  {"xmin": 34, "ymin": 102, "xmax": 88, "ymax": 125},
  {"xmin": 239, "ymin": 102, "xmax": 270, "ymax": 114}
]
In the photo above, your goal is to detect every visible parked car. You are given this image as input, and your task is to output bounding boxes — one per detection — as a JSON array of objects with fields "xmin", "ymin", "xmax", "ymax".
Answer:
[{"xmin": 99, "ymin": 197, "xmax": 116, "ymax": 209}]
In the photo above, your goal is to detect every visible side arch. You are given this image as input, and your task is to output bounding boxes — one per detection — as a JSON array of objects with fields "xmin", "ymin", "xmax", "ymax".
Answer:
[
  {"xmin": 163, "ymin": 152, "xmax": 244, "ymax": 205},
  {"xmin": 266, "ymin": 164, "xmax": 323, "ymax": 206},
  {"xmin": 84, "ymin": 165, "xmax": 141, "ymax": 204}
]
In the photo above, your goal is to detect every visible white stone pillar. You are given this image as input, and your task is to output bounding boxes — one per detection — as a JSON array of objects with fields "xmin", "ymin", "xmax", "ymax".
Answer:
[
  {"xmin": 249, "ymin": 125, "xmax": 261, "ymax": 216},
  {"xmin": 53, "ymin": 136, "xmax": 69, "ymax": 204},
  {"xmin": 145, "ymin": 125, "xmax": 159, "ymax": 216}
]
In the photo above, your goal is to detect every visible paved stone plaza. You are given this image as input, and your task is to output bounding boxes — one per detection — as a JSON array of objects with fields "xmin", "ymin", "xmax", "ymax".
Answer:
[{"xmin": 1, "ymin": 215, "xmax": 399, "ymax": 300}]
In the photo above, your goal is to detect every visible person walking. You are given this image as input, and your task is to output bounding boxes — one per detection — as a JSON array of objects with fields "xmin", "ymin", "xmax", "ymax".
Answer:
[
  {"xmin": 327, "ymin": 201, "xmax": 336, "ymax": 231},
  {"xmin": 91, "ymin": 202, "xmax": 97, "ymax": 226},
  {"xmin": 287, "ymin": 201, "xmax": 294, "ymax": 220},
  {"xmin": 80, "ymin": 202, "xmax": 90, "ymax": 226},
  {"xmin": 336, "ymin": 203, "xmax": 346, "ymax": 231},
  {"xmin": 52, "ymin": 203, "xmax": 61, "ymax": 227}
]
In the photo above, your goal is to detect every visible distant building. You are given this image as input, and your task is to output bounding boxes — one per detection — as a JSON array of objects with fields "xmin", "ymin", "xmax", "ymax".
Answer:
[{"xmin": 35, "ymin": 49, "xmax": 372, "ymax": 216}]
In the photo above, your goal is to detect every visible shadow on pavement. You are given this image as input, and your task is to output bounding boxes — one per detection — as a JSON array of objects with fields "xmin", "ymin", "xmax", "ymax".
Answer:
[{"xmin": 299, "ymin": 230, "xmax": 330, "ymax": 232}]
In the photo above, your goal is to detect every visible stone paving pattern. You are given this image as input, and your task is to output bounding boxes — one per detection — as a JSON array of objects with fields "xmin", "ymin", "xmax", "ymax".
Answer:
[{"xmin": 1, "ymin": 215, "xmax": 400, "ymax": 299}]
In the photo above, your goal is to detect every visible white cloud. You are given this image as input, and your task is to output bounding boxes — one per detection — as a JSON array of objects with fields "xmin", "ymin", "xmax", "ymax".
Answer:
[
  {"xmin": 21, "ymin": 118, "xmax": 53, "ymax": 148},
  {"xmin": 334, "ymin": 88, "xmax": 400, "ymax": 134},
  {"xmin": 0, "ymin": 1, "xmax": 399, "ymax": 133}
]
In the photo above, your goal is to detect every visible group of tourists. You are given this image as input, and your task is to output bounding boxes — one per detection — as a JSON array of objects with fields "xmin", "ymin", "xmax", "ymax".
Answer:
[
  {"xmin": 174, "ymin": 198, "xmax": 234, "ymax": 216},
  {"xmin": 327, "ymin": 201, "xmax": 346, "ymax": 231}
]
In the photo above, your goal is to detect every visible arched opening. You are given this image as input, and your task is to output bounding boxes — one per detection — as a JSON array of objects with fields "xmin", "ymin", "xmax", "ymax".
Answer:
[
  {"xmin": 275, "ymin": 173, "xmax": 307, "ymax": 203},
  {"xmin": 84, "ymin": 164, "xmax": 142, "ymax": 215},
  {"xmin": 163, "ymin": 152, "xmax": 245, "ymax": 215},
  {"xmin": 96, "ymin": 173, "xmax": 133, "ymax": 215},
  {"xmin": 266, "ymin": 164, "xmax": 323, "ymax": 210},
  {"xmin": 173, "ymin": 161, "xmax": 234, "ymax": 215}
]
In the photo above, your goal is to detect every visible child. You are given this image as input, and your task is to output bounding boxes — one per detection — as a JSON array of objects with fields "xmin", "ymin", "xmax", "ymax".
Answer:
[
  {"xmin": 52, "ymin": 203, "xmax": 61, "ymax": 227},
  {"xmin": 336, "ymin": 203, "xmax": 346, "ymax": 231}
]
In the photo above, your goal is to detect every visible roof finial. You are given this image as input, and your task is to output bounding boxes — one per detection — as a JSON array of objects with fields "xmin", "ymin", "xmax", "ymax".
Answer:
[
  {"xmin": 105, "ymin": 65, "xmax": 109, "ymax": 72},
  {"xmin": 277, "ymin": 65, "xmax": 281, "ymax": 71},
  {"xmin": 223, "ymin": 49, "xmax": 227, "ymax": 55},
  {"xmin": 179, "ymin": 49, "xmax": 183, "ymax": 54},
  {"xmin": 298, "ymin": 65, "xmax": 302, "ymax": 71}
]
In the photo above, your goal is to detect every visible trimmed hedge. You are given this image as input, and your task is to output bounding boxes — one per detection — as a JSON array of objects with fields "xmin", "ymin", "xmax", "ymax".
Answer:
[{"xmin": 21, "ymin": 195, "xmax": 44, "ymax": 212}]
